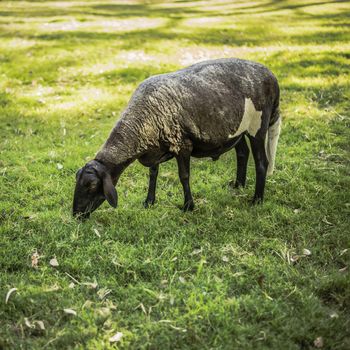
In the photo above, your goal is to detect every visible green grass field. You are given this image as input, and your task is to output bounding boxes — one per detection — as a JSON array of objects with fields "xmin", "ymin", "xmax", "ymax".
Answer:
[{"xmin": 1, "ymin": 0, "xmax": 349, "ymax": 349}]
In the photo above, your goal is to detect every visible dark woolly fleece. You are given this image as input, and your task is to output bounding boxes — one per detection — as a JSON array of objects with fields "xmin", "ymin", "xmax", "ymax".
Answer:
[{"xmin": 96, "ymin": 58, "xmax": 280, "ymax": 166}]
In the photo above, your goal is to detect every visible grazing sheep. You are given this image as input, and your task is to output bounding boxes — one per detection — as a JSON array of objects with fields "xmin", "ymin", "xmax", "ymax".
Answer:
[{"xmin": 73, "ymin": 58, "xmax": 281, "ymax": 218}]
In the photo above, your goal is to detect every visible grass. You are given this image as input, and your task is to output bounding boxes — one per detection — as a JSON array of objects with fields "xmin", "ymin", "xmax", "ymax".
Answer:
[{"xmin": 0, "ymin": 0, "xmax": 349, "ymax": 349}]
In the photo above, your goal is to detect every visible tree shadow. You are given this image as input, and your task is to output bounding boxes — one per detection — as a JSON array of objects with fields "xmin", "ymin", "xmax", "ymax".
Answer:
[
  {"xmin": 98, "ymin": 66, "xmax": 168, "ymax": 84},
  {"xmin": 2, "ymin": 23, "xmax": 348, "ymax": 51},
  {"xmin": 0, "ymin": 0, "xmax": 349, "ymax": 51},
  {"xmin": 1, "ymin": 0, "xmax": 348, "ymax": 19},
  {"xmin": 230, "ymin": 0, "xmax": 350, "ymax": 14},
  {"xmin": 1, "ymin": 0, "xmax": 349, "ymax": 120},
  {"xmin": 0, "ymin": 1, "xmax": 202, "ymax": 19}
]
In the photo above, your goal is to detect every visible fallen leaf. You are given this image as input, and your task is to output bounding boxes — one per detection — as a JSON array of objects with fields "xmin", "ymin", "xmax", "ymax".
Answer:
[
  {"xmin": 35, "ymin": 320, "xmax": 45, "ymax": 330},
  {"xmin": 169, "ymin": 324, "xmax": 187, "ymax": 332},
  {"xmin": 96, "ymin": 307, "xmax": 111, "ymax": 319},
  {"xmin": 303, "ymin": 249, "xmax": 311, "ymax": 256},
  {"xmin": 135, "ymin": 302, "xmax": 147, "ymax": 314},
  {"xmin": 82, "ymin": 300, "xmax": 93, "ymax": 309},
  {"xmin": 232, "ymin": 272, "xmax": 245, "ymax": 277},
  {"xmin": 339, "ymin": 266, "xmax": 347, "ymax": 273},
  {"xmin": 290, "ymin": 255, "xmax": 300, "ymax": 263},
  {"xmin": 322, "ymin": 217, "xmax": 333, "ymax": 225},
  {"xmin": 23, "ymin": 214, "xmax": 37, "ymax": 220},
  {"xmin": 57, "ymin": 163, "xmax": 63, "ymax": 170},
  {"xmin": 97, "ymin": 287, "xmax": 112, "ymax": 300},
  {"xmin": 44, "ymin": 283, "xmax": 60, "ymax": 292},
  {"xmin": 65, "ymin": 272, "xmax": 80, "ymax": 285},
  {"xmin": 105, "ymin": 300, "xmax": 117, "ymax": 310},
  {"xmin": 24, "ymin": 318, "xmax": 33, "ymax": 328},
  {"xmin": 178, "ymin": 276, "xmax": 186, "ymax": 283},
  {"xmin": 50, "ymin": 257, "xmax": 59, "ymax": 267},
  {"xmin": 63, "ymin": 308, "xmax": 77, "ymax": 316},
  {"xmin": 339, "ymin": 249, "xmax": 348, "ymax": 256},
  {"xmin": 104, "ymin": 319, "xmax": 113, "ymax": 329},
  {"xmin": 109, "ymin": 331, "xmax": 123, "ymax": 343},
  {"xmin": 256, "ymin": 330, "xmax": 266, "ymax": 341},
  {"xmin": 314, "ymin": 336, "xmax": 323, "ymax": 348},
  {"xmin": 31, "ymin": 251, "xmax": 40, "ymax": 268},
  {"xmin": 82, "ymin": 281, "xmax": 98, "ymax": 289},
  {"xmin": 93, "ymin": 228, "xmax": 101, "ymax": 238},
  {"xmin": 5, "ymin": 288, "xmax": 17, "ymax": 304},
  {"xmin": 191, "ymin": 248, "xmax": 202, "ymax": 255}
]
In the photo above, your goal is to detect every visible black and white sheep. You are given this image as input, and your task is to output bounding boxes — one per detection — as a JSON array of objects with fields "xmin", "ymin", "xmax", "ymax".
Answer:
[{"xmin": 73, "ymin": 58, "xmax": 281, "ymax": 218}]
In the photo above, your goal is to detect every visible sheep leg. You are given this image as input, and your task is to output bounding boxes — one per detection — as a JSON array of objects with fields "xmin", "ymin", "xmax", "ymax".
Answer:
[
  {"xmin": 176, "ymin": 153, "xmax": 194, "ymax": 212},
  {"xmin": 248, "ymin": 135, "xmax": 268, "ymax": 204},
  {"xmin": 144, "ymin": 164, "xmax": 159, "ymax": 208},
  {"xmin": 229, "ymin": 135, "xmax": 250, "ymax": 188}
]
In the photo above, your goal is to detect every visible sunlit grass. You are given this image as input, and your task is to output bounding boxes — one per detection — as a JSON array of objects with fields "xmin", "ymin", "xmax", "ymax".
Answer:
[{"xmin": 0, "ymin": 0, "xmax": 349, "ymax": 349}]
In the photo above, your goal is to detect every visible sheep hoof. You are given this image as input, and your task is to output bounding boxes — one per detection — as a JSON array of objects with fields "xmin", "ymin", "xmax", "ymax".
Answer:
[
  {"xmin": 183, "ymin": 201, "xmax": 194, "ymax": 212},
  {"xmin": 228, "ymin": 180, "xmax": 245, "ymax": 189},
  {"xmin": 251, "ymin": 197, "xmax": 263, "ymax": 205},
  {"xmin": 143, "ymin": 198, "xmax": 155, "ymax": 208}
]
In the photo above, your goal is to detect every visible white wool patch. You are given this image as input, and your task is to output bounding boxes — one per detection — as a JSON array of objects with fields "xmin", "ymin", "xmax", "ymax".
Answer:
[{"xmin": 229, "ymin": 98, "xmax": 262, "ymax": 138}]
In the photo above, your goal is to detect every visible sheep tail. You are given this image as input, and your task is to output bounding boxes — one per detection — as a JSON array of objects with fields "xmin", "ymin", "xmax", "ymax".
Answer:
[{"xmin": 266, "ymin": 109, "xmax": 281, "ymax": 176}]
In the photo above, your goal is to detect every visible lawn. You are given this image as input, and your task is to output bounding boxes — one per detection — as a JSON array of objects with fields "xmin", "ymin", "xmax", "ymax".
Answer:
[{"xmin": 0, "ymin": 0, "xmax": 349, "ymax": 349}]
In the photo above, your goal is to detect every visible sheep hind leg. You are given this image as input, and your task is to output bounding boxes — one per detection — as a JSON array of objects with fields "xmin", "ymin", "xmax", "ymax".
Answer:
[
  {"xmin": 176, "ymin": 152, "xmax": 194, "ymax": 212},
  {"xmin": 144, "ymin": 164, "xmax": 159, "ymax": 208},
  {"xmin": 229, "ymin": 135, "xmax": 249, "ymax": 189},
  {"xmin": 248, "ymin": 135, "xmax": 268, "ymax": 204}
]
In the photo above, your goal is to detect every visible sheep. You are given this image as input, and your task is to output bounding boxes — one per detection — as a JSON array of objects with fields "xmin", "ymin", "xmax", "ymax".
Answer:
[{"xmin": 73, "ymin": 58, "xmax": 281, "ymax": 218}]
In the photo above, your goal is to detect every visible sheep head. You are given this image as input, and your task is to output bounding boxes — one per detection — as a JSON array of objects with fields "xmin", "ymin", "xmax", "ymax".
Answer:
[{"xmin": 72, "ymin": 160, "xmax": 117, "ymax": 219}]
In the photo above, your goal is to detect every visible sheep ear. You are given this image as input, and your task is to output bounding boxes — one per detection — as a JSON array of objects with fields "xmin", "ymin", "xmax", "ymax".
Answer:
[{"xmin": 103, "ymin": 173, "xmax": 117, "ymax": 208}]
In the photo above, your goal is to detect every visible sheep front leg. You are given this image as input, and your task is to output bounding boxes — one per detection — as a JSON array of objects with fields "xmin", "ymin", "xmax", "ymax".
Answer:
[
  {"xmin": 144, "ymin": 164, "xmax": 159, "ymax": 208},
  {"xmin": 248, "ymin": 135, "xmax": 268, "ymax": 204},
  {"xmin": 229, "ymin": 135, "xmax": 250, "ymax": 188},
  {"xmin": 176, "ymin": 153, "xmax": 194, "ymax": 212}
]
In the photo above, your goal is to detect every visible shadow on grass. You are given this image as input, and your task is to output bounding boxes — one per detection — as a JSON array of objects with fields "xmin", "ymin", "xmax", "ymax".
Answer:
[
  {"xmin": 1, "ymin": 0, "xmax": 349, "ymax": 124},
  {"xmin": 0, "ymin": 2, "xmax": 202, "ymax": 19},
  {"xmin": 229, "ymin": 0, "xmax": 350, "ymax": 14},
  {"xmin": 2, "ymin": 24, "xmax": 349, "ymax": 52},
  {"xmin": 0, "ymin": 0, "xmax": 349, "ymax": 60},
  {"xmin": 0, "ymin": 0, "xmax": 349, "ymax": 21},
  {"xmin": 98, "ymin": 66, "xmax": 169, "ymax": 84},
  {"xmin": 2, "ymin": 44, "xmax": 349, "ymax": 113}
]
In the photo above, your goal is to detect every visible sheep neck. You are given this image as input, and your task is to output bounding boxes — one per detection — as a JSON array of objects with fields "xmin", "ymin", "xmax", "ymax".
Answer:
[{"xmin": 94, "ymin": 111, "xmax": 157, "ymax": 177}]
